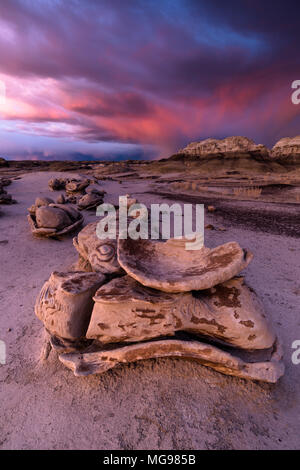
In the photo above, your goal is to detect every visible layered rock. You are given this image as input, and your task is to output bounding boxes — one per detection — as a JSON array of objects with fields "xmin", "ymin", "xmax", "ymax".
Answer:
[
  {"xmin": 35, "ymin": 223, "xmax": 284, "ymax": 383},
  {"xmin": 270, "ymin": 136, "xmax": 300, "ymax": 164},
  {"xmin": 178, "ymin": 136, "xmax": 269, "ymax": 159}
]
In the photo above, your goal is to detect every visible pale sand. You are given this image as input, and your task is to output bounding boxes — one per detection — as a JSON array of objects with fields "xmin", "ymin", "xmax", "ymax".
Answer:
[{"xmin": 0, "ymin": 171, "xmax": 299, "ymax": 449}]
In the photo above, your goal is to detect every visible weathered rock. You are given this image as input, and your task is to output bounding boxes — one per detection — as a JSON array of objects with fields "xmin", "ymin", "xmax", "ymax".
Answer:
[
  {"xmin": 35, "ymin": 271, "xmax": 106, "ymax": 340},
  {"xmin": 36, "ymin": 206, "xmax": 72, "ymax": 230},
  {"xmin": 73, "ymin": 222, "xmax": 122, "ymax": 275},
  {"xmin": 270, "ymin": 136, "xmax": 300, "ymax": 164},
  {"xmin": 87, "ymin": 275, "xmax": 275, "ymax": 350},
  {"xmin": 86, "ymin": 185, "xmax": 106, "ymax": 196},
  {"xmin": 0, "ymin": 178, "xmax": 12, "ymax": 186},
  {"xmin": 66, "ymin": 195, "xmax": 78, "ymax": 204},
  {"xmin": 118, "ymin": 236, "xmax": 253, "ymax": 292},
  {"xmin": 77, "ymin": 193, "xmax": 103, "ymax": 211},
  {"xmin": 56, "ymin": 194, "xmax": 65, "ymax": 204},
  {"xmin": 51, "ymin": 203, "xmax": 81, "ymax": 221},
  {"xmin": 28, "ymin": 197, "xmax": 54, "ymax": 215},
  {"xmin": 0, "ymin": 193, "xmax": 15, "ymax": 204},
  {"xmin": 178, "ymin": 136, "xmax": 269, "ymax": 159},
  {"xmin": 28, "ymin": 203, "xmax": 83, "ymax": 237},
  {"xmin": 36, "ymin": 196, "xmax": 54, "ymax": 208},
  {"xmin": 48, "ymin": 177, "xmax": 68, "ymax": 191},
  {"xmin": 65, "ymin": 179, "xmax": 90, "ymax": 195},
  {"xmin": 59, "ymin": 337, "xmax": 284, "ymax": 383}
]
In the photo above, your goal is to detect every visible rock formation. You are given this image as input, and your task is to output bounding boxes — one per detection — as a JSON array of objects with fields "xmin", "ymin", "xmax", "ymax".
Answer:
[
  {"xmin": 27, "ymin": 202, "xmax": 83, "ymax": 237},
  {"xmin": 178, "ymin": 136, "xmax": 269, "ymax": 159},
  {"xmin": 117, "ymin": 237, "xmax": 252, "ymax": 292},
  {"xmin": 169, "ymin": 135, "xmax": 300, "ymax": 173},
  {"xmin": 0, "ymin": 179, "xmax": 16, "ymax": 205},
  {"xmin": 73, "ymin": 221, "xmax": 122, "ymax": 274},
  {"xmin": 77, "ymin": 193, "xmax": 104, "ymax": 211},
  {"xmin": 48, "ymin": 177, "xmax": 68, "ymax": 191},
  {"xmin": 35, "ymin": 222, "xmax": 284, "ymax": 383},
  {"xmin": 35, "ymin": 271, "xmax": 106, "ymax": 340},
  {"xmin": 270, "ymin": 136, "xmax": 300, "ymax": 165},
  {"xmin": 87, "ymin": 275, "xmax": 275, "ymax": 350}
]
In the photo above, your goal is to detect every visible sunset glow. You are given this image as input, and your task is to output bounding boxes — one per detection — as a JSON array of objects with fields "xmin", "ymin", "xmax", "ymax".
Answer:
[{"xmin": 0, "ymin": 0, "xmax": 299, "ymax": 160}]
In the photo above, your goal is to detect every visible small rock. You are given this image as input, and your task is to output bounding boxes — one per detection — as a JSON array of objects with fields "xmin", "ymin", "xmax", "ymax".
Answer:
[
  {"xmin": 35, "ymin": 197, "xmax": 54, "ymax": 208},
  {"xmin": 36, "ymin": 206, "xmax": 72, "ymax": 230},
  {"xmin": 56, "ymin": 194, "xmax": 65, "ymax": 204}
]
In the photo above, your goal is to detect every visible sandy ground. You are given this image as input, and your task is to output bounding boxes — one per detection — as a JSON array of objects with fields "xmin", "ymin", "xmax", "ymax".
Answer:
[{"xmin": 0, "ymin": 171, "xmax": 299, "ymax": 450}]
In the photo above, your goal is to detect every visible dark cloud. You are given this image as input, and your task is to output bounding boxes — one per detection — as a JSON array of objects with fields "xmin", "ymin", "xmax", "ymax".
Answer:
[{"xmin": 0, "ymin": 0, "xmax": 299, "ymax": 157}]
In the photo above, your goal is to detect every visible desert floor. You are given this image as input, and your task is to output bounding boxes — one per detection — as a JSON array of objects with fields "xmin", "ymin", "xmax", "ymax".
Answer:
[{"xmin": 0, "ymin": 171, "xmax": 299, "ymax": 450}]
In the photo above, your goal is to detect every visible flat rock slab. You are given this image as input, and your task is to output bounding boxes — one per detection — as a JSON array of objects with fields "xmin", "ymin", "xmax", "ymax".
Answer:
[
  {"xmin": 87, "ymin": 275, "xmax": 276, "ymax": 350},
  {"xmin": 118, "ymin": 236, "xmax": 253, "ymax": 292},
  {"xmin": 59, "ymin": 338, "xmax": 284, "ymax": 383}
]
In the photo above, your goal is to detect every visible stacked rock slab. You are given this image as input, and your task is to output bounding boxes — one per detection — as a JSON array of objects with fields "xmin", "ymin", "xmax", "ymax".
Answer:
[
  {"xmin": 35, "ymin": 222, "xmax": 284, "ymax": 383},
  {"xmin": 86, "ymin": 275, "xmax": 276, "ymax": 350}
]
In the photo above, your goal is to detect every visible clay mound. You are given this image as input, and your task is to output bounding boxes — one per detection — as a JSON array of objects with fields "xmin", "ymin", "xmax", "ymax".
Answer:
[{"xmin": 117, "ymin": 236, "xmax": 253, "ymax": 292}]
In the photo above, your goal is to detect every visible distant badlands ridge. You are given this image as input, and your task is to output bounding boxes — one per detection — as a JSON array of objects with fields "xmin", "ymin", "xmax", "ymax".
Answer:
[{"xmin": 176, "ymin": 135, "xmax": 300, "ymax": 165}]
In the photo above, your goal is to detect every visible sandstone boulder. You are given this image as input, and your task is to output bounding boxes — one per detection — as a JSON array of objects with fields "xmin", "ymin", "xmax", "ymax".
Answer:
[
  {"xmin": 77, "ymin": 193, "xmax": 104, "ymax": 211},
  {"xmin": 48, "ymin": 177, "xmax": 68, "ymax": 191},
  {"xmin": 35, "ymin": 271, "xmax": 106, "ymax": 340},
  {"xmin": 28, "ymin": 203, "xmax": 83, "ymax": 237},
  {"xmin": 65, "ymin": 178, "xmax": 90, "ymax": 195},
  {"xmin": 73, "ymin": 222, "xmax": 122, "ymax": 274}
]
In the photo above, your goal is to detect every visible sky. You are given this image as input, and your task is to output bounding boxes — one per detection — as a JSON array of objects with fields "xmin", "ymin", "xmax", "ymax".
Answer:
[{"xmin": 0, "ymin": 0, "xmax": 300, "ymax": 161}]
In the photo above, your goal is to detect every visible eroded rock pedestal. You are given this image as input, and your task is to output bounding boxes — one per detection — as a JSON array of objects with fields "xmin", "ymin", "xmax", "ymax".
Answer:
[{"xmin": 35, "ymin": 223, "xmax": 284, "ymax": 383}]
